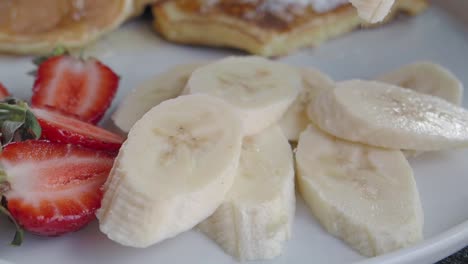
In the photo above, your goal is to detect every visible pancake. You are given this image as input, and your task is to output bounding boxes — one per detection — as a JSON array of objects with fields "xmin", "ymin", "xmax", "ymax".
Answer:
[
  {"xmin": 152, "ymin": 0, "xmax": 428, "ymax": 56},
  {"xmin": 0, "ymin": 0, "xmax": 134, "ymax": 55}
]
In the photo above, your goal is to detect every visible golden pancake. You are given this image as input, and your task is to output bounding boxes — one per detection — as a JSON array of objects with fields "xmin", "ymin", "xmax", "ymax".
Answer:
[
  {"xmin": 0, "ymin": 0, "xmax": 134, "ymax": 55},
  {"xmin": 152, "ymin": 0, "xmax": 428, "ymax": 56}
]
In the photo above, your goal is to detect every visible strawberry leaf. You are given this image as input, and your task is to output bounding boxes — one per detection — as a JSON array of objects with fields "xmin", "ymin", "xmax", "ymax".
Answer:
[
  {"xmin": 0, "ymin": 99, "xmax": 41, "ymax": 146},
  {"xmin": 2, "ymin": 121, "xmax": 24, "ymax": 145},
  {"xmin": 23, "ymin": 109, "xmax": 42, "ymax": 141},
  {"xmin": 0, "ymin": 197, "xmax": 24, "ymax": 246}
]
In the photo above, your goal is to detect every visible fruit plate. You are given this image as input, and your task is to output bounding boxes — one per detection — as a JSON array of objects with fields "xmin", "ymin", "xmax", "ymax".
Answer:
[{"xmin": 0, "ymin": 0, "xmax": 467, "ymax": 263}]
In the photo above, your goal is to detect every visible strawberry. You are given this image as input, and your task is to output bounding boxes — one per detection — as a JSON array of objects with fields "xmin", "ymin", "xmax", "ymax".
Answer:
[
  {"xmin": 32, "ymin": 107, "xmax": 124, "ymax": 152},
  {"xmin": 0, "ymin": 82, "xmax": 10, "ymax": 99},
  {"xmin": 31, "ymin": 55, "xmax": 119, "ymax": 124},
  {"xmin": 0, "ymin": 140, "xmax": 115, "ymax": 237}
]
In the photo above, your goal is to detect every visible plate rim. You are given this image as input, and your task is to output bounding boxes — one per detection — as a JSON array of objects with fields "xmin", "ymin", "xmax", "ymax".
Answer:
[{"xmin": 356, "ymin": 221, "xmax": 468, "ymax": 264}]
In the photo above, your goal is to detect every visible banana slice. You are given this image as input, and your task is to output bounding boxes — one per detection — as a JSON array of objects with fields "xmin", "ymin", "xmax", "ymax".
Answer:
[
  {"xmin": 97, "ymin": 94, "xmax": 243, "ymax": 248},
  {"xmin": 377, "ymin": 62, "xmax": 463, "ymax": 105},
  {"xmin": 112, "ymin": 63, "xmax": 203, "ymax": 133},
  {"xmin": 187, "ymin": 56, "xmax": 301, "ymax": 135},
  {"xmin": 296, "ymin": 125, "xmax": 423, "ymax": 257},
  {"xmin": 377, "ymin": 62, "xmax": 464, "ymax": 157},
  {"xmin": 308, "ymin": 80, "xmax": 468, "ymax": 151},
  {"xmin": 198, "ymin": 125, "xmax": 295, "ymax": 261},
  {"xmin": 350, "ymin": 0, "xmax": 395, "ymax": 23},
  {"xmin": 279, "ymin": 68, "xmax": 334, "ymax": 142}
]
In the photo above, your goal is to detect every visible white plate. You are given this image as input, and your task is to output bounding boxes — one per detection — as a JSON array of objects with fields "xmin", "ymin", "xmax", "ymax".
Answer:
[{"xmin": 0, "ymin": 1, "xmax": 467, "ymax": 263}]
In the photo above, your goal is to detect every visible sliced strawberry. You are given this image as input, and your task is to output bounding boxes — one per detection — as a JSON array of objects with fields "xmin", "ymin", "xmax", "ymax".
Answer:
[
  {"xmin": 0, "ymin": 140, "xmax": 115, "ymax": 236},
  {"xmin": 0, "ymin": 82, "xmax": 11, "ymax": 99},
  {"xmin": 32, "ymin": 107, "xmax": 124, "ymax": 152},
  {"xmin": 31, "ymin": 55, "xmax": 119, "ymax": 124}
]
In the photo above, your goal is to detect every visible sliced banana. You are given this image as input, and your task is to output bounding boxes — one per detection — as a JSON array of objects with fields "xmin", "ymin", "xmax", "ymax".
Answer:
[
  {"xmin": 377, "ymin": 62, "xmax": 463, "ymax": 105},
  {"xmin": 296, "ymin": 125, "xmax": 423, "ymax": 257},
  {"xmin": 198, "ymin": 126, "xmax": 295, "ymax": 261},
  {"xmin": 378, "ymin": 62, "xmax": 464, "ymax": 158},
  {"xmin": 308, "ymin": 80, "xmax": 468, "ymax": 151},
  {"xmin": 97, "ymin": 94, "xmax": 243, "ymax": 248},
  {"xmin": 187, "ymin": 56, "xmax": 301, "ymax": 135},
  {"xmin": 279, "ymin": 68, "xmax": 334, "ymax": 142},
  {"xmin": 112, "ymin": 63, "xmax": 203, "ymax": 133},
  {"xmin": 350, "ymin": 0, "xmax": 395, "ymax": 23}
]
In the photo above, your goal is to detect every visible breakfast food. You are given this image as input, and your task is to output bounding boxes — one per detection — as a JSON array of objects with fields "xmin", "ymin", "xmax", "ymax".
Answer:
[
  {"xmin": 97, "ymin": 95, "xmax": 243, "ymax": 247},
  {"xmin": 186, "ymin": 56, "xmax": 301, "ymax": 135},
  {"xmin": 2, "ymin": 52, "xmax": 467, "ymax": 261},
  {"xmin": 198, "ymin": 125, "xmax": 295, "ymax": 261},
  {"xmin": 0, "ymin": 0, "xmax": 135, "ymax": 55},
  {"xmin": 296, "ymin": 125, "xmax": 423, "ymax": 256},
  {"xmin": 112, "ymin": 63, "xmax": 203, "ymax": 133},
  {"xmin": 279, "ymin": 68, "xmax": 334, "ymax": 142},
  {"xmin": 308, "ymin": 80, "xmax": 468, "ymax": 151},
  {"xmin": 152, "ymin": 0, "xmax": 428, "ymax": 56},
  {"xmin": 0, "ymin": 140, "xmax": 115, "ymax": 236},
  {"xmin": 0, "ymin": 0, "xmax": 426, "ymax": 56},
  {"xmin": 32, "ymin": 53, "xmax": 119, "ymax": 124},
  {"xmin": 106, "ymin": 57, "xmax": 468, "ymax": 259},
  {"xmin": 377, "ymin": 62, "xmax": 463, "ymax": 105}
]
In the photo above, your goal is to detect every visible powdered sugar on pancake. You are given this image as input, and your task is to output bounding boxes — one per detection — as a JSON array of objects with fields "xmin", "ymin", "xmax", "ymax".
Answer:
[
  {"xmin": 201, "ymin": 0, "xmax": 349, "ymax": 21},
  {"xmin": 264, "ymin": 0, "xmax": 348, "ymax": 13}
]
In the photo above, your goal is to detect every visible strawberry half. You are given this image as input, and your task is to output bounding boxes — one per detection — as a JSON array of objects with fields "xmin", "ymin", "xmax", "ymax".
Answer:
[
  {"xmin": 31, "ymin": 55, "xmax": 119, "ymax": 124},
  {"xmin": 0, "ymin": 140, "xmax": 115, "ymax": 236},
  {"xmin": 33, "ymin": 107, "xmax": 124, "ymax": 152},
  {"xmin": 0, "ymin": 82, "xmax": 11, "ymax": 99}
]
